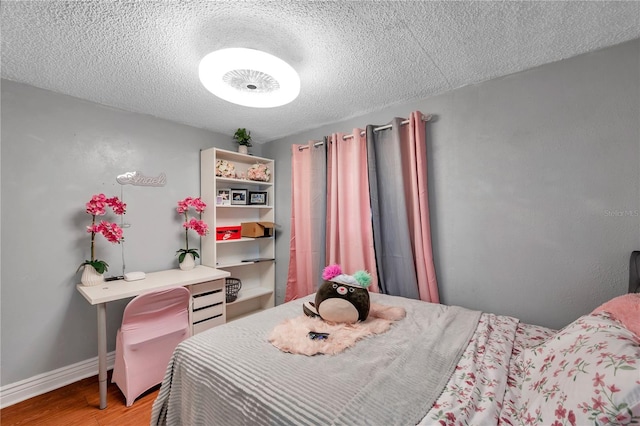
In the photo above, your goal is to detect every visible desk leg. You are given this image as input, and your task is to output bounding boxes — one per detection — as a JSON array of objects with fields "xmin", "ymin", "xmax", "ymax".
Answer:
[{"xmin": 97, "ymin": 303, "xmax": 107, "ymax": 409}]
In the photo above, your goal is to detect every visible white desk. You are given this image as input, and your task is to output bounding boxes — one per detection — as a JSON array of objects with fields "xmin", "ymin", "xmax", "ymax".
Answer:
[{"xmin": 77, "ymin": 265, "xmax": 230, "ymax": 409}]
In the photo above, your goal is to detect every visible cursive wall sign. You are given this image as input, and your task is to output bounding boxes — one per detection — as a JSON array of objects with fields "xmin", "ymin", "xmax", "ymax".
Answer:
[{"xmin": 116, "ymin": 171, "xmax": 167, "ymax": 187}]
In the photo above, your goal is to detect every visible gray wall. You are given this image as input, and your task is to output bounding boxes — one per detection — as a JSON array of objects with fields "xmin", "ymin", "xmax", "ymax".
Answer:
[
  {"xmin": 0, "ymin": 80, "xmax": 265, "ymax": 386},
  {"xmin": 264, "ymin": 39, "xmax": 640, "ymax": 330}
]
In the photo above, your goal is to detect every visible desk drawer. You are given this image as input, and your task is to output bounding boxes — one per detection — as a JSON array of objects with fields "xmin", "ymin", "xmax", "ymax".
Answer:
[
  {"xmin": 193, "ymin": 315, "xmax": 225, "ymax": 334},
  {"xmin": 192, "ymin": 304, "xmax": 224, "ymax": 323},
  {"xmin": 192, "ymin": 290, "xmax": 224, "ymax": 310},
  {"xmin": 191, "ymin": 279, "xmax": 224, "ymax": 296}
]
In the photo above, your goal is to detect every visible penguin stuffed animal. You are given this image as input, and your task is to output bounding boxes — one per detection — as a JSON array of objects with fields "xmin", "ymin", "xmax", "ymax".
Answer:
[{"xmin": 303, "ymin": 264, "xmax": 371, "ymax": 324}]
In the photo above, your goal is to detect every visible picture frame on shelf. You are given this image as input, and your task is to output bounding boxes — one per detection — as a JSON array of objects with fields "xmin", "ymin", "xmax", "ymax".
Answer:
[
  {"xmin": 230, "ymin": 189, "xmax": 248, "ymax": 205},
  {"xmin": 248, "ymin": 191, "xmax": 268, "ymax": 205},
  {"xmin": 217, "ymin": 188, "xmax": 231, "ymax": 206}
]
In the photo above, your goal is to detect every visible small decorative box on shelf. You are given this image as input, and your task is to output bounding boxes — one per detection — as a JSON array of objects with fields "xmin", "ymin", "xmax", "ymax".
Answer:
[
  {"xmin": 241, "ymin": 221, "xmax": 275, "ymax": 238},
  {"xmin": 216, "ymin": 226, "xmax": 241, "ymax": 241}
]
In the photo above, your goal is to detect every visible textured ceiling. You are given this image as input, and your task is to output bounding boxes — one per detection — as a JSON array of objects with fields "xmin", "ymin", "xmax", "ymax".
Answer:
[{"xmin": 2, "ymin": 1, "xmax": 639, "ymax": 143}]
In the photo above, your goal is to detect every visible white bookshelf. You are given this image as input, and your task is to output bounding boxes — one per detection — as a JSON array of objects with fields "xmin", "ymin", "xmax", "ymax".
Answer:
[{"xmin": 200, "ymin": 147, "xmax": 275, "ymax": 322}]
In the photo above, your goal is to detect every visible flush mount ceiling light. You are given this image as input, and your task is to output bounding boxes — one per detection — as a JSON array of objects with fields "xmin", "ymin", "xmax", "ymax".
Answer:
[{"xmin": 199, "ymin": 48, "xmax": 300, "ymax": 108}]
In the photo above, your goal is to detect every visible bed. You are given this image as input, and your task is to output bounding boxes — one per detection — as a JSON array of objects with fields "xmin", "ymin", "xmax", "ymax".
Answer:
[{"xmin": 151, "ymin": 254, "xmax": 640, "ymax": 425}]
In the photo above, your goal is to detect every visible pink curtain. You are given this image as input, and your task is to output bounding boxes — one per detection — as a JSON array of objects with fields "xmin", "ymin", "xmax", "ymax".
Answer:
[
  {"xmin": 285, "ymin": 142, "xmax": 325, "ymax": 301},
  {"xmin": 326, "ymin": 131, "xmax": 379, "ymax": 292},
  {"xmin": 405, "ymin": 111, "xmax": 439, "ymax": 302}
]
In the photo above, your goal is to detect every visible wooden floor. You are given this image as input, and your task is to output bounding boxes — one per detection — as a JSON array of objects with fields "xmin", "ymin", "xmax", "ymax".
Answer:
[{"xmin": 0, "ymin": 372, "xmax": 159, "ymax": 426}]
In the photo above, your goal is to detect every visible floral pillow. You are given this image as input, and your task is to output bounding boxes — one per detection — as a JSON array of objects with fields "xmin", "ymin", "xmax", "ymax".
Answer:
[{"xmin": 503, "ymin": 313, "xmax": 640, "ymax": 425}]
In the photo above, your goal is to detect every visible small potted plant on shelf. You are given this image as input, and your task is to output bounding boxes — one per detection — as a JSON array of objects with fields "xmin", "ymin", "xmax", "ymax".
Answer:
[{"xmin": 233, "ymin": 128, "xmax": 252, "ymax": 154}]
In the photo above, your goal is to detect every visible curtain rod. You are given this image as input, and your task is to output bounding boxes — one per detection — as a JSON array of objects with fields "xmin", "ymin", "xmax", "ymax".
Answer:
[{"xmin": 298, "ymin": 114, "xmax": 432, "ymax": 151}]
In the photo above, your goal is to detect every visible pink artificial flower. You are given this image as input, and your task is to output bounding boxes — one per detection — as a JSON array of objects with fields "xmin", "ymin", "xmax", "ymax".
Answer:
[
  {"xmin": 85, "ymin": 194, "xmax": 127, "ymax": 217},
  {"xmin": 98, "ymin": 221, "xmax": 124, "ymax": 243},
  {"xmin": 80, "ymin": 193, "xmax": 126, "ymax": 274},
  {"xmin": 191, "ymin": 197, "xmax": 207, "ymax": 213},
  {"xmin": 106, "ymin": 197, "xmax": 127, "ymax": 215},
  {"xmin": 86, "ymin": 193, "xmax": 107, "ymax": 216},
  {"xmin": 176, "ymin": 197, "xmax": 206, "ymax": 214},
  {"xmin": 176, "ymin": 197, "xmax": 192, "ymax": 214},
  {"xmin": 183, "ymin": 218, "xmax": 209, "ymax": 236},
  {"xmin": 193, "ymin": 220, "xmax": 209, "ymax": 236}
]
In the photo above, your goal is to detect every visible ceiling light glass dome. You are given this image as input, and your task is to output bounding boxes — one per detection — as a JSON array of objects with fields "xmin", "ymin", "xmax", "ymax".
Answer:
[{"xmin": 198, "ymin": 48, "xmax": 300, "ymax": 108}]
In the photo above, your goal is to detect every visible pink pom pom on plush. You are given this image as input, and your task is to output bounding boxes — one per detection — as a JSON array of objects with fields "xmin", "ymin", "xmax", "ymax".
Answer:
[{"xmin": 322, "ymin": 264, "xmax": 342, "ymax": 280}]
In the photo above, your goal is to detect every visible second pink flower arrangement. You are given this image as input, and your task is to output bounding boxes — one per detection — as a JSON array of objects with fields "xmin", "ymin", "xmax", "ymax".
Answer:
[{"xmin": 176, "ymin": 197, "xmax": 209, "ymax": 265}]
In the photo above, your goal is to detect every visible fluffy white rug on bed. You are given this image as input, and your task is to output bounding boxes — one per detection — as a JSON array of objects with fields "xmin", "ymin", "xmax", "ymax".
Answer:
[{"xmin": 268, "ymin": 303, "xmax": 406, "ymax": 355}]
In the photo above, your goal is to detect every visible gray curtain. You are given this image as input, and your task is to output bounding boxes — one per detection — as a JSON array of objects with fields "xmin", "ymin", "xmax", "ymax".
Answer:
[
  {"xmin": 366, "ymin": 120, "xmax": 420, "ymax": 299},
  {"xmin": 310, "ymin": 138, "xmax": 328, "ymax": 287}
]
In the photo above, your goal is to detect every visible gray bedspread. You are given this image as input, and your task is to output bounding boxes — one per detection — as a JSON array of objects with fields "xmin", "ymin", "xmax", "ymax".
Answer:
[{"xmin": 151, "ymin": 293, "xmax": 481, "ymax": 426}]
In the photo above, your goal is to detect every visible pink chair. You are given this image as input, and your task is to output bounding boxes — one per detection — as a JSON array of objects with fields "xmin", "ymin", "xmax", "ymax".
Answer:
[{"xmin": 111, "ymin": 286, "xmax": 191, "ymax": 407}]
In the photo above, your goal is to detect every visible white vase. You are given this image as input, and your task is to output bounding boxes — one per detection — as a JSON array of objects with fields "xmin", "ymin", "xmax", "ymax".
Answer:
[
  {"xmin": 179, "ymin": 253, "xmax": 196, "ymax": 271},
  {"xmin": 81, "ymin": 264, "xmax": 105, "ymax": 286},
  {"xmin": 238, "ymin": 145, "xmax": 248, "ymax": 155}
]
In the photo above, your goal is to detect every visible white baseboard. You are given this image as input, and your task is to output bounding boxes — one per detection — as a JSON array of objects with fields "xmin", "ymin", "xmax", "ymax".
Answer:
[{"xmin": 0, "ymin": 352, "xmax": 115, "ymax": 409}]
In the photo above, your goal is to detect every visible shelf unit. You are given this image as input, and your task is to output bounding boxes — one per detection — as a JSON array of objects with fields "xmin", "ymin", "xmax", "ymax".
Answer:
[{"xmin": 200, "ymin": 147, "xmax": 275, "ymax": 322}]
